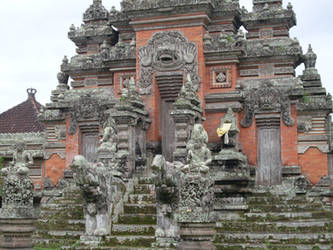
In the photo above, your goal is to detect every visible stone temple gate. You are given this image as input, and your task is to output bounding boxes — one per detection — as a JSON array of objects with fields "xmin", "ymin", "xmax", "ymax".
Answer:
[{"xmin": 1, "ymin": 0, "xmax": 333, "ymax": 249}]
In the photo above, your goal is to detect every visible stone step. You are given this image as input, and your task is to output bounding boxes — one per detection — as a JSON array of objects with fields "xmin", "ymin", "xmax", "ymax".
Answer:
[
  {"xmin": 138, "ymin": 176, "xmax": 154, "ymax": 185},
  {"xmin": 215, "ymin": 232, "xmax": 333, "ymax": 245},
  {"xmin": 104, "ymin": 235, "xmax": 155, "ymax": 248},
  {"xmin": 118, "ymin": 214, "xmax": 157, "ymax": 225},
  {"xmin": 62, "ymin": 247, "xmax": 155, "ymax": 250},
  {"xmin": 112, "ymin": 224, "xmax": 155, "ymax": 236},
  {"xmin": 36, "ymin": 219, "xmax": 85, "ymax": 231},
  {"xmin": 34, "ymin": 230, "xmax": 83, "ymax": 240},
  {"xmin": 215, "ymin": 243, "xmax": 333, "ymax": 250},
  {"xmin": 128, "ymin": 193, "xmax": 156, "ymax": 204},
  {"xmin": 244, "ymin": 211, "xmax": 333, "ymax": 222},
  {"xmin": 246, "ymin": 196, "xmax": 315, "ymax": 205},
  {"xmin": 34, "ymin": 238, "xmax": 78, "ymax": 248},
  {"xmin": 39, "ymin": 207, "xmax": 84, "ymax": 220},
  {"xmin": 248, "ymin": 203, "xmax": 324, "ymax": 213},
  {"xmin": 52, "ymin": 196, "xmax": 84, "ymax": 205},
  {"xmin": 133, "ymin": 184, "xmax": 155, "ymax": 194},
  {"xmin": 216, "ymin": 220, "xmax": 333, "ymax": 233},
  {"xmin": 123, "ymin": 204, "xmax": 156, "ymax": 214},
  {"xmin": 40, "ymin": 203, "xmax": 83, "ymax": 209}
]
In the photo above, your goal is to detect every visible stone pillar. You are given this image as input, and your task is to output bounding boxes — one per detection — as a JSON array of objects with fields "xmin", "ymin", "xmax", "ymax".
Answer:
[
  {"xmin": 0, "ymin": 142, "xmax": 37, "ymax": 249},
  {"xmin": 0, "ymin": 209, "xmax": 36, "ymax": 249},
  {"xmin": 170, "ymin": 110, "xmax": 197, "ymax": 163},
  {"xmin": 176, "ymin": 171, "xmax": 216, "ymax": 250},
  {"xmin": 174, "ymin": 124, "xmax": 216, "ymax": 249},
  {"xmin": 170, "ymin": 74, "xmax": 203, "ymax": 163}
]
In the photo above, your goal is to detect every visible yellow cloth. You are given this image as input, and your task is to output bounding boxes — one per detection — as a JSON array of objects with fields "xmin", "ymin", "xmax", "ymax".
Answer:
[{"xmin": 217, "ymin": 123, "xmax": 232, "ymax": 137}]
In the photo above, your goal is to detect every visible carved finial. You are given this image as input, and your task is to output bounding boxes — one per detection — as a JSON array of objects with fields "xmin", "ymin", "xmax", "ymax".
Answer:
[
  {"xmin": 303, "ymin": 44, "xmax": 317, "ymax": 69},
  {"xmin": 70, "ymin": 24, "xmax": 75, "ymax": 31},
  {"xmin": 27, "ymin": 88, "xmax": 37, "ymax": 99},
  {"xmin": 111, "ymin": 6, "xmax": 117, "ymax": 12},
  {"xmin": 287, "ymin": 2, "xmax": 293, "ymax": 10},
  {"xmin": 84, "ymin": 0, "xmax": 109, "ymax": 22},
  {"xmin": 63, "ymin": 56, "xmax": 69, "ymax": 65}
]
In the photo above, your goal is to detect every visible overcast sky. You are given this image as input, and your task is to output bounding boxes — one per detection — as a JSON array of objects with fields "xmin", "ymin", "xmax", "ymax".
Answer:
[{"xmin": 0, "ymin": 0, "xmax": 331, "ymax": 114}]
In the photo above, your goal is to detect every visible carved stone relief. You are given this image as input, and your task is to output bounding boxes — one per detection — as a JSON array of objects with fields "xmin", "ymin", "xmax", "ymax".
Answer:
[
  {"xmin": 68, "ymin": 95, "xmax": 106, "ymax": 135},
  {"xmin": 241, "ymin": 85, "xmax": 294, "ymax": 128},
  {"xmin": 138, "ymin": 31, "xmax": 200, "ymax": 95},
  {"xmin": 210, "ymin": 66, "xmax": 232, "ymax": 89},
  {"xmin": 118, "ymin": 73, "xmax": 136, "ymax": 94}
]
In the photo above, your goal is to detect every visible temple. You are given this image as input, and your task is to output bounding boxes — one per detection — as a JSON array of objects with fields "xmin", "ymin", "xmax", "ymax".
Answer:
[{"xmin": 1, "ymin": 0, "xmax": 333, "ymax": 249}]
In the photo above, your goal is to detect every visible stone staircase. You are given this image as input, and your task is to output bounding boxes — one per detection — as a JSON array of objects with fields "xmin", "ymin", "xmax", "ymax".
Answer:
[
  {"xmin": 214, "ymin": 187, "xmax": 333, "ymax": 250},
  {"xmin": 100, "ymin": 176, "xmax": 157, "ymax": 249},
  {"xmin": 33, "ymin": 184, "xmax": 85, "ymax": 248}
]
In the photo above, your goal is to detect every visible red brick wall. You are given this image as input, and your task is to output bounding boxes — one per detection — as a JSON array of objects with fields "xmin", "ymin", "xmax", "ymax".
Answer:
[
  {"xmin": 45, "ymin": 153, "xmax": 66, "ymax": 186},
  {"xmin": 299, "ymin": 147, "xmax": 328, "ymax": 185},
  {"xmin": 65, "ymin": 116, "xmax": 80, "ymax": 169},
  {"xmin": 239, "ymin": 112, "xmax": 257, "ymax": 166},
  {"xmin": 281, "ymin": 104, "xmax": 299, "ymax": 166}
]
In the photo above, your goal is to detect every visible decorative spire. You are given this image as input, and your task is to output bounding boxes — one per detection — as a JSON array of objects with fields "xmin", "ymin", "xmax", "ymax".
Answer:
[
  {"xmin": 83, "ymin": 0, "xmax": 109, "ymax": 22},
  {"xmin": 27, "ymin": 88, "xmax": 37, "ymax": 99},
  {"xmin": 303, "ymin": 44, "xmax": 317, "ymax": 69}
]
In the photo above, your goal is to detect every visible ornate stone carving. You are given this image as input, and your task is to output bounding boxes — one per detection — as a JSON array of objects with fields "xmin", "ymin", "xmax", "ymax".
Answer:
[
  {"xmin": 152, "ymin": 155, "xmax": 183, "ymax": 246},
  {"xmin": 210, "ymin": 66, "xmax": 232, "ymax": 89},
  {"xmin": 242, "ymin": 38, "xmax": 302, "ymax": 58},
  {"xmin": 109, "ymin": 38, "xmax": 136, "ymax": 61},
  {"xmin": 68, "ymin": 95, "xmax": 105, "ymax": 135},
  {"xmin": 71, "ymin": 156, "xmax": 111, "ymax": 236},
  {"xmin": 297, "ymin": 116, "xmax": 312, "ymax": 132},
  {"xmin": 57, "ymin": 71, "xmax": 69, "ymax": 85},
  {"xmin": 118, "ymin": 73, "xmax": 136, "ymax": 94},
  {"xmin": 182, "ymin": 124, "xmax": 212, "ymax": 174},
  {"xmin": 83, "ymin": 0, "xmax": 109, "ymax": 22},
  {"xmin": 217, "ymin": 108, "xmax": 240, "ymax": 150},
  {"xmin": 1, "ymin": 142, "xmax": 34, "ymax": 208},
  {"xmin": 303, "ymin": 44, "xmax": 317, "ymax": 69},
  {"xmin": 98, "ymin": 117, "xmax": 118, "ymax": 156},
  {"xmin": 241, "ymin": 85, "xmax": 294, "ymax": 128},
  {"xmin": 121, "ymin": 0, "xmax": 238, "ymax": 11},
  {"xmin": 177, "ymin": 124, "xmax": 214, "ymax": 221},
  {"xmin": 97, "ymin": 116, "xmax": 124, "ymax": 175},
  {"xmin": 138, "ymin": 31, "xmax": 200, "ymax": 94},
  {"xmin": 204, "ymin": 29, "xmax": 245, "ymax": 53}
]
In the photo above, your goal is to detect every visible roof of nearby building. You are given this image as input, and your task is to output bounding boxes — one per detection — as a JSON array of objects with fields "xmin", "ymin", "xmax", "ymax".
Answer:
[{"xmin": 0, "ymin": 88, "xmax": 44, "ymax": 133}]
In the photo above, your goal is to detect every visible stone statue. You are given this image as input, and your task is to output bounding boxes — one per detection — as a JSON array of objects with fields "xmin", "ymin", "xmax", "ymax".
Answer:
[
  {"xmin": 151, "ymin": 155, "xmax": 183, "ymax": 247},
  {"xmin": 1, "ymin": 142, "xmax": 34, "ymax": 208},
  {"xmin": 176, "ymin": 124, "xmax": 215, "ymax": 249},
  {"xmin": 217, "ymin": 107, "xmax": 239, "ymax": 150},
  {"xmin": 98, "ymin": 117, "xmax": 118, "ymax": 155},
  {"xmin": 183, "ymin": 124, "xmax": 212, "ymax": 174},
  {"xmin": 178, "ymin": 74, "xmax": 199, "ymax": 103},
  {"xmin": 71, "ymin": 155, "xmax": 111, "ymax": 236},
  {"xmin": 303, "ymin": 44, "xmax": 317, "ymax": 69}
]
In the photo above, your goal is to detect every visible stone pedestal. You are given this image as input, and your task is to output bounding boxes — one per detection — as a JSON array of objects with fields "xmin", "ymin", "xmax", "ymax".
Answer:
[
  {"xmin": 0, "ymin": 208, "xmax": 36, "ymax": 249},
  {"xmin": 80, "ymin": 235, "xmax": 103, "ymax": 247},
  {"xmin": 177, "ymin": 222, "xmax": 216, "ymax": 250},
  {"xmin": 212, "ymin": 150, "xmax": 251, "ymax": 215}
]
